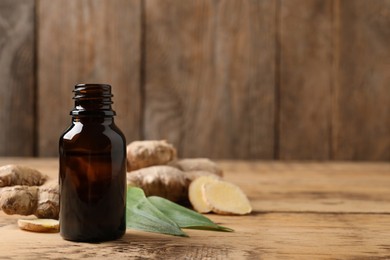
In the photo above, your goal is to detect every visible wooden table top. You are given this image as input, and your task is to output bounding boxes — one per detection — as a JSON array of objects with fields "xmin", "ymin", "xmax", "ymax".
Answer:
[{"xmin": 0, "ymin": 158, "xmax": 389, "ymax": 259}]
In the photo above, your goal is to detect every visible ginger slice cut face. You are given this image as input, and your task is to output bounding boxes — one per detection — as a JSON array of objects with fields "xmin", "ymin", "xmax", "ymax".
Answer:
[
  {"xmin": 202, "ymin": 181, "xmax": 252, "ymax": 215},
  {"xmin": 18, "ymin": 218, "xmax": 59, "ymax": 233},
  {"xmin": 188, "ymin": 176, "xmax": 218, "ymax": 213}
]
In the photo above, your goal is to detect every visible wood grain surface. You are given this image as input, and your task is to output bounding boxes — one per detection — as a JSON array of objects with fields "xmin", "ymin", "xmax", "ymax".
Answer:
[
  {"xmin": 279, "ymin": 0, "xmax": 333, "ymax": 160},
  {"xmin": 333, "ymin": 0, "xmax": 390, "ymax": 161},
  {"xmin": 143, "ymin": 0, "xmax": 276, "ymax": 159},
  {"xmin": 0, "ymin": 0, "xmax": 35, "ymax": 156},
  {"xmin": 0, "ymin": 158, "xmax": 389, "ymax": 259},
  {"xmin": 37, "ymin": 0, "xmax": 142, "ymax": 156}
]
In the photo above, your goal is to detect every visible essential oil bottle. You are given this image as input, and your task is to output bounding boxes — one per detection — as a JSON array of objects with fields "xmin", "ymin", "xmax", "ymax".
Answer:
[{"xmin": 59, "ymin": 84, "xmax": 126, "ymax": 242}]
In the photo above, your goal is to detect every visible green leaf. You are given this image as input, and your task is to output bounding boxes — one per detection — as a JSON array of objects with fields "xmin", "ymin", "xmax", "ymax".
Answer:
[
  {"xmin": 148, "ymin": 196, "xmax": 233, "ymax": 232},
  {"xmin": 126, "ymin": 187, "xmax": 187, "ymax": 237}
]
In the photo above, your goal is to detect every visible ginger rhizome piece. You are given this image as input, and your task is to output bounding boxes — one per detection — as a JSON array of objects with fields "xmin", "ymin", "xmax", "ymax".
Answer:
[
  {"xmin": 0, "ymin": 165, "xmax": 47, "ymax": 187},
  {"xmin": 0, "ymin": 186, "xmax": 38, "ymax": 215},
  {"xmin": 0, "ymin": 182, "xmax": 59, "ymax": 219},
  {"xmin": 35, "ymin": 182, "xmax": 59, "ymax": 219},
  {"xmin": 170, "ymin": 158, "xmax": 223, "ymax": 177},
  {"xmin": 127, "ymin": 140, "xmax": 177, "ymax": 171},
  {"xmin": 127, "ymin": 166, "xmax": 187, "ymax": 202}
]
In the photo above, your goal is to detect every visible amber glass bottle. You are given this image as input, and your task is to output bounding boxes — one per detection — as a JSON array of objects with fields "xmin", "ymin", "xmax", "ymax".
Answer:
[{"xmin": 59, "ymin": 84, "xmax": 126, "ymax": 242}]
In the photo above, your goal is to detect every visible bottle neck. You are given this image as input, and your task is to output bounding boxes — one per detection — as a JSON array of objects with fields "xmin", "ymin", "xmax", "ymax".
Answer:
[
  {"xmin": 72, "ymin": 116, "xmax": 114, "ymax": 124},
  {"xmin": 71, "ymin": 84, "xmax": 116, "ymax": 117}
]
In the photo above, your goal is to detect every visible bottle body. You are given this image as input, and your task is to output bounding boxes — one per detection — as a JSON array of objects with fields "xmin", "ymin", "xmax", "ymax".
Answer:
[{"xmin": 59, "ymin": 84, "xmax": 126, "ymax": 242}]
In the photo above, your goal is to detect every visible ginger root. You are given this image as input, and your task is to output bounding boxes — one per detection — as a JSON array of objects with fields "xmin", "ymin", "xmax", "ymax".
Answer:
[
  {"xmin": 127, "ymin": 140, "xmax": 177, "ymax": 171},
  {"xmin": 125, "ymin": 141, "xmax": 227, "ymax": 202},
  {"xmin": 127, "ymin": 166, "xmax": 187, "ymax": 202},
  {"xmin": 0, "ymin": 165, "xmax": 47, "ymax": 187},
  {"xmin": 170, "ymin": 158, "xmax": 223, "ymax": 177},
  {"xmin": 127, "ymin": 166, "xmax": 221, "ymax": 202},
  {"xmin": 125, "ymin": 141, "xmax": 226, "ymax": 203},
  {"xmin": 0, "ymin": 182, "xmax": 59, "ymax": 219},
  {"xmin": 0, "ymin": 186, "xmax": 38, "ymax": 216},
  {"xmin": 189, "ymin": 176, "xmax": 252, "ymax": 215},
  {"xmin": 35, "ymin": 182, "xmax": 59, "ymax": 219}
]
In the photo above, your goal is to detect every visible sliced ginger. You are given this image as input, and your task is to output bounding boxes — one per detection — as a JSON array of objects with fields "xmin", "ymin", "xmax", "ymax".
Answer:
[
  {"xmin": 202, "ymin": 181, "xmax": 252, "ymax": 215},
  {"xmin": 18, "ymin": 218, "xmax": 59, "ymax": 233},
  {"xmin": 189, "ymin": 176, "xmax": 251, "ymax": 215},
  {"xmin": 188, "ymin": 176, "xmax": 219, "ymax": 213}
]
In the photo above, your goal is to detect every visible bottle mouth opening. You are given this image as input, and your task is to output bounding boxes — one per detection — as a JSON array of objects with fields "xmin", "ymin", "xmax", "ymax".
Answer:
[{"xmin": 73, "ymin": 84, "xmax": 113, "ymax": 101}]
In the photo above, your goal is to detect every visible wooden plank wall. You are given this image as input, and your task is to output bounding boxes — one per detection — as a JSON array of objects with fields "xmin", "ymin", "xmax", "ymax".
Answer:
[
  {"xmin": 143, "ymin": 0, "xmax": 276, "ymax": 159},
  {"xmin": 0, "ymin": 0, "xmax": 35, "ymax": 156},
  {"xmin": 279, "ymin": 0, "xmax": 333, "ymax": 160},
  {"xmin": 37, "ymin": 0, "xmax": 141, "ymax": 156},
  {"xmin": 0, "ymin": 0, "xmax": 389, "ymax": 161}
]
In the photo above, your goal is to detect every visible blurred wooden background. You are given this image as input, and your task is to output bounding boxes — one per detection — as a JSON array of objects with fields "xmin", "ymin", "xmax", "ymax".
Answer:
[{"xmin": 0, "ymin": 0, "xmax": 389, "ymax": 160}]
